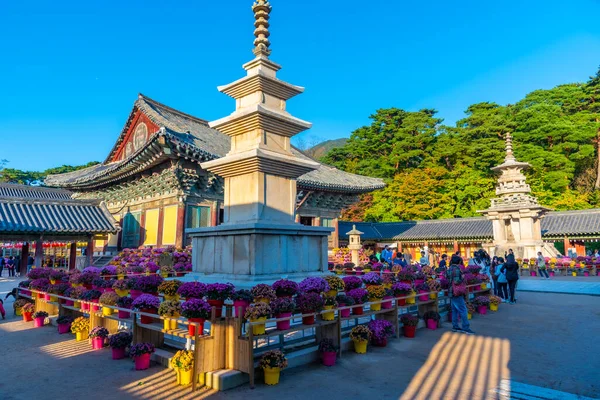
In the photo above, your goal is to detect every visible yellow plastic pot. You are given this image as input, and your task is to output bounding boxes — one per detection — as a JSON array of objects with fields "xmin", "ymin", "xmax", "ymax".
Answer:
[
  {"xmin": 263, "ymin": 367, "xmax": 281, "ymax": 385},
  {"xmin": 161, "ymin": 272, "xmax": 169, "ymax": 278},
  {"xmin": 74, "ymin": 301, "xmax": 81, "ymax": 308},
  {"xmin": 467, "ymin": 313, "xmax": 472, "ymax": 320},
  {"xmin": 383, "ymin": 283, "xmax": 392, "ymax": 290},
  {"xmin": 117, "ymin": 274, "xmax": 124, "ymax": 280},
  {"xmin": 170, "ymin": 319, "xmax": 179, "ymax": 330},
  {"xmin": 490, "ymin": 303, "xmax": 498, "ymax": 312},
  {"xmin": 335, "ymin": 270, "xmax": 343, "ymax": 275},
  {"xmin": 322, "ymin": 305, "xmax": 335, "ymax": 321},
  {"xmin": 15, "ymin": 308, "xmax": 22, "ymax": 316},
  {"xmin": 176, "ymin": 368, "xmax": 193, "ymax": 386},
  {"xmin": 163, "ymin": 319, "xmax": 172, "ymax": 331},
  {"xmin": 50, "ymin": 279, "xmax": 57, "ymax": 285},
  {"xmin": 76, "ymin": 331, "xmax": 89, "ymax": 342},
  {"xmin": 363, "ymin": 269, "xmax": 372, "ymax": 273},
  {"xmin": 115, "ymin": 289, "xmax": 129, "ymax": 297},
  {"xmin": 481, "ymin": 283, "xmax": 487, "ymax": 290},
  {"xmin": 406, "ymin": 295, "xmax": 416, "ymax": 304},
  {"xmin": 353, "ymin": 339, "xmax": 368, "ymax": 354},
  {"xmin": 369, "ymin": 298, "xmax": 382, "ymax": 311},
  {"xmin": 254, "ymin": 298, "xmax": 270, "ymax": 304},
  {"xmin": 429, "ymin": 292, "xmax": 437, "ymax": 300},
  {"xmin": 49, "ymin": 295, "xmax": 58, "ymax": 302},
  {"xmin": 102, "ymin": 306, "xmax": 113, "ymax": 316},
  {"xmin": 325, "ymin": 289, "xmax": 337, "ymax": 298},
  {"xmin": 251, "ymin": 317, "xmax": 267, "ymax": 335},
  {"xmin": 572, "ymin": 272, "xmax": 577, "ymax": 277},
  {"xmin": 164, "ymin": 294, "xmax": 180, "ymax": 302},
  {"xmin": 145, "ymin": 271, "xmax": 151, "ymax": 276}
]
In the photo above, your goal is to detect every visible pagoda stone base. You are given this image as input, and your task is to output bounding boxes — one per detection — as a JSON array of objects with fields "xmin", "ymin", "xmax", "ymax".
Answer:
[
  {"xmin": 186, "ymin": 223, "xmax": 332, "ymax": 287},
  {"xmin": 488, "ymin": 241, "xmax": 559, "ymax": 259}
]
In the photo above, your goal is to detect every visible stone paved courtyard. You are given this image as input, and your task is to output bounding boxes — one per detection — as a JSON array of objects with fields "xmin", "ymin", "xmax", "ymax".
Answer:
[{"xmin": 1, "ymin": 277, "xmax": 598, "ymax": 400}]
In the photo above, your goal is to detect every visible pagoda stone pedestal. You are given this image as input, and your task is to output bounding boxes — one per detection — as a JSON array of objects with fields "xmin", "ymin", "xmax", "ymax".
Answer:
[{"xmin": 187, "ymin": 0, "xmax": 332, "ymax": 286}]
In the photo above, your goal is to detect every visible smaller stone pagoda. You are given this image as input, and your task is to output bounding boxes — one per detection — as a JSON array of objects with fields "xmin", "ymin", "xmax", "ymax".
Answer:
[{"xmin": 479, "ymin": 133, "xmax": 553, "ymax": 259}]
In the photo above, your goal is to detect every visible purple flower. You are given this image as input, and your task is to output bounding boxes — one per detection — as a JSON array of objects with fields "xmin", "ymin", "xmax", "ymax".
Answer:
[
  {"xmin": 342, "ymin": 276, "xmax": 363, "ymax": 291},
  {"xmin": 368, "ymin": 319, "xmax": 394, "ymax": 340},
  {"xmin": 132, "ymin": 294, "xmax": 160, "ymax": 310},
  {"xmin": 83, "ymin": 266, "xmax": 102, "ymax": 274},
  {"xmin": 271, "ymin": 297, "xmax": 296, "ymax": 314},
  {"xmin": 391, "ymin": 282, "xmax": 412, "ymax": 296},
  {"xmin": 29, "ymin": 278, "xmax": 50, "ymax": 291},
  {"xmin": 295, "ymin": 292, "xmax": 324, "ymax": 313},
  {"xmin": 27, "ymin": 268, "xmax": 52, "ymax": 280},
  {"xmin": 177, "ymin": 282, "xmax": 207, "ymax": 299},
  {"xmin": 347, "ymin": 288, "xmax": 368, "ymax": 304},
  {"xmin": 81, "ymin": 289, "xmax": 102, "ymax": 301},
  {"xmin": 116, "ymin": 296, "xmax": 134, "ymax": 308},
  {"xmin": 109, "ymin": 331, "xmax": 132, "ymax": 349},
  {"xmin": 362, "ymin": 272, "xmax": 383, "ymax": 286},
  {"xmin": 205, "ymin": 283, "xmax": 235, "ymax": 300},
  {"xmin": 251, "ymin": 284, "xmax": 276, "ymax": 301},
  {"xmin": 133, "ymin": 275, "xmax": 164, "ymax": 293},
  {"xmin": 49, "ymin": 269, "xmax": 68, "ymax": 281},
  {"xmin": 101, "ymin": 265, "xmax": 117, "ymax": 276},
  {"xmin": 272, "ymin": 279, "xmax": 299, "ymax": 297},
  {"xmin": 90, "ymin": 326, "xmax": 110, "ymax": 338},
  {"xmin": 181, "ymin": 298, "xmax": 212, "ymax": 319},
  {"xmin": 298, "ymin": 277, "xmax": 329, "ymax": 294},
  {"xmin": 129, "ymin": 342, "xmax": 155, "ymax": 357}
]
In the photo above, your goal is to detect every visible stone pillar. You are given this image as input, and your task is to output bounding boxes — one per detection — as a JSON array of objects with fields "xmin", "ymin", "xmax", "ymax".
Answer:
[
  {"xmin": 34, "ymin": 238, "xmax": 44, "ymax": 267},
  {"xmin": 69, "ymin": 242, "xmax": 77, "ymax": 271}
]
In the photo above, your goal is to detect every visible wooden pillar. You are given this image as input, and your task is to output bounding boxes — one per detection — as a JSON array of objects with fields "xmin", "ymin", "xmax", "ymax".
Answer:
[
  {"xmin": 453, "ymin": 240, "xmax": 459, "ymax": 253},
  {"xmin": 157, "ymin": 207, "xmax": 165, "ymax": 248},
  {"xmin": 175, "ymin": 204, "xmax": 186, "ymax": 249},
  {"xmin": 20, "ymin": 242, "xmax": 29, "ymax": 276},
  {"xmin": 332, "ymin": 218, "xmax": 339, "ymax": 249},
  {"xmin": 34, "ymin": 238, "xmax": 44, "ymax": 267},
  {"xmin": 139, "ymin": 211, "xmax": 146, "ymax": 248},
  {"xmin": 563, "ymin": 237, "xmax": 570, "ymax": 257},
  {"xmin": 69, "ymin": 242, "xmax": 77, "ymax": 270},
  {"xmin": 295, "ymin": 214, "xmax": 301, "ymax": 223},
  {"xmin": 211, "ymin": 201, "xmax": 219, "ymax": 227},
  {"xmin": 86, "ymin": 238, "xmax": 94, "ymax": 267}
]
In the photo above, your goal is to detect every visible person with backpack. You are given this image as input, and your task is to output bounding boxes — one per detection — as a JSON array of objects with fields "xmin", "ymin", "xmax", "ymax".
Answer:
[
  {"xmin": 495, "ymin": 257, "xmax": 509, "ymax": 302},
  {"xmin": 446, "ymin": 255, "xmax": 475, "ymax": 335},
  {"xmin": 502, "ymin": 258, "xmax": 520, "ymax": 304},
  {"xmin": 536, "ymin": 252, "xmax": 549, "ymax": 279}
]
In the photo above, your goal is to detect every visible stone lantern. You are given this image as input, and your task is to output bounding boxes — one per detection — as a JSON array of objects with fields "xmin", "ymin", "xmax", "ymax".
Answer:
[{"xmin": 346, "ymin": 225, "xmax": 364, "ymax": 266}]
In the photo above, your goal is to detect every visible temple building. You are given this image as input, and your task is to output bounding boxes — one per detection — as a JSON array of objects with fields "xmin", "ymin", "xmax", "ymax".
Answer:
[{"xmin": 45, "ymin": 95, "xmax": 384, "ymax": 253}]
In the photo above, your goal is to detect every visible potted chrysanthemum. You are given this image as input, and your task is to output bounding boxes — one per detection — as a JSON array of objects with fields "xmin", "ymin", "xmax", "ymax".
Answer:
[
  {"xmin": 271, "ymin": 297, "xmax": 295, "ymax": 330},
  {"xmin": 319, "ymin": 338, "xmax": 338, "ymax": 367},
  {"xmin": 244, "ymin": 302, "xmax": 272, "ymax": 335},
  {"xmin": 347, "ymin": 288, "xmax": 368, "ymax": 315},
  {"xmin": 171, "ymin": 349, "xmax": 195, "ymax": 386},
  {"xmin": 368, "ymin": 319, "xmax": 395, "ymax": 347},
  {"xmin": 232, "ymin": 289, "xmax": 253, "ymax": 318},
  {"xmin": 158, "ymin": 280, "xmax": 182, "ymax": 301},
  {"xmin": 177, "ymin": 281, "xmax": 207, "ymax": 300},
  {"xmin": 112, "ymin": 279, "xmax": 131, "ymax": 297},
  {"xmin": 109, "ymin": 331, "xmax": 133, "ymax": 360},
  {"xmin": 56, "ymin": 315, "xmax": 73, "ymax": 334},
  {"xmin": 298, "ymin": 277, "xmax": 329, "ymax": 294},
  {"xmin": 321, "ymin": 297, "xmax": 337, "ymax": 321},
  {"xmin": 473, "ymin": 296, "xmax": 490, "ymax": 314},
  {"xmin": 423, "ymin": 311, "xmax": 440, "ymax": 330},
  {"xmin": 116, "ymin": 296, "xmax": 133, "ymax": 319},
  {"xmin": 181, "ymin": 298, "xmax": 212, "ymax": 336},
  {"xmin": 272, "ymin": 279, "xmax": 299, "ymax": 298},
  {"xmin": 251, "ymin": 284, "xmax": 276, "ymax": 304},
  {"xmin": 22, "ymin": 303, "xmax": 35, "ymax": 322},
  {"xmin": 129, "ymin": 342, "xmax": 155, "ymax": 370},
  {"xmin": 89, "ymin": 326, "xmax": 109, "ymax": 350},
  {"xmin": 324, "ymin": 275, "xmax": 345, "ymax": 297},
  {"xmin": 132, "ymin": 294, "xmax": 161, "ymax": 324},
  {"xmin": 99, "ymin": 291, "xmax": 119, "ymax": 316},
  {"xmin": 32, "ymin": 311, "xmax": 48, "ymax": 328},
  {"xmin": 295, "ymin": 292, "xmax": 324, "ymax": 325},
  {"xmin": 342, "ymin": 276, "xmax": 363, "ymax": 291},
  {"xmin": 259, "ymin": 350, "xmax": 288, "ymax": 386},
  {"xmin": 158, "ymin": 300, "xmax": 182, "ymax": 331},
  {"xmin": 71, "ymin": 316, "xmax": 90, "ymax": 341},
  {"xmin": 489, "ymin": 295, "xmax": 501, "ymax": 311},
  {"xmin": 350, "ymin": 325, "xmax": 372, "ymax": 354},
  {"xmin": 205, "ymin": 283, "xmax": 235, "ymax": 318},
  {"xmin": 366, "ymin": 285, "xmax": 385, "ymax": 311},
  {"xmin": 400, "ymin": 314, "xmax": 419, "ymax": 338}
]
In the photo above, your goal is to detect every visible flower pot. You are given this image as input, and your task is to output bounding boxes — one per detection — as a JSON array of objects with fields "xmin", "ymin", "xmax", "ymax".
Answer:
[
  {"xmin": 481, "ymin": 283, "xmax": 487, "ymax": 290},
  {"xmin": 134, "ymin": 353, "xmax": 151, "ymax": 370},
  {"xmin": 352, "ymin": 305, "xmax": 364, "ymax": 315},
  {"xmin": 91, "ymin": 302, "xmax": 100, "ymax": 313},
  {"xmin": 353, "ymin": 339, "xmax": 368, "ymax": 354},
  {"xmin": 81, "ymin": 302, "xmax": 90, "ymax": 311},
  {"xmin": 115, "ymin": 289, "xmax": 129, "ymax": 297},
  {"xmin": 58, "ymin": 323, "xmax": 71, "ymax": 334},
  {"xmin": 372, "ymin": 337, "xmax": 388, "ymax": 347},
  {"xmin": 175, "ymin": 272, "xmax": 184, "ymax": 277},
  {"xmin": 253, "ymin": 297, "xmax": 270, "ymax": 304},
  {"xmin": 23, "ymin": 312, "xmax": 33, "ymax": 322},
  {"xmin": 74, "ymin": 301, "xmax": 81, "ymax": 308},
  {"xmin": 396, "ymin": 297, "xmax": 406, "ymax": 306},
  {"xmin": 302, "ymin": 314, "xmax": 315, "ymax": 325},
  {"xmin": 572, "ymin": 272, "xmax": 577, "ymax": 277},
  {"xmin": 161, "ymin": 272, "xmax": 169, "ymax": 278},
  {"xmin": 490, "ymin": 303, "xmax": 498, "ymax": 312},
  {"xmin": 83, "ymin": 284, "xmax": 92, "ymax": 290},
  {"xmin": 325, "ymin": 289, "xmax": 338, "ymax": 298},
  {"xmin": 414, "ymin": 279, "xmax": 425, "ymax": 286},
  {"xmin": 117, "ymin": 274, "xmax": 125, "ymax": 280},
  {"xmin": 102, "ymin": 306, "xmax": 113, "ymax": 316},
  {"xmin": 164, "ymin": 294, "xmax": 180, "ymax": 302},
  {"xmin": 276, "ymin": 312, "xmax": 292, "ymax": 330},
  {"xmin": 233, "ymin": 300, "xmax": 249, "ymax": 318},
  {"xmin": 322, "ymin": 351, "xmax": 337, "ymax": 366},
  {"xmin": 467, "ymin": 313, "xmax": 472, "ymax": 320},
  {"xmin": 64, "ymin": 299, "xmax": 74, "ymax": 306},
  {"xmin": 112, "ymin": 347, "xmax": 126, "ymax": 360},
  {"xmin": 584, "ymin": 271, "xmax": 589, "ymax": 277},
  {"xmin": 406, "ymin": 295, "xmax": 416, "ymax": 304},
  {"xmin": 550, "ymin": 271, "xmax": 555, "ymax": 277},
  {"xmin": 91, "ymin": 337, "xmax": 104, "ymax": 350},
  {"xmin": 418, "ymin": 291, "xmax": 429, "ymax": 302},
  {"xmin": 335, "ymin": 270, "xmax": 343, "ymax": 275},
  {"xmin": 354, "ymin": 271, "xmax": 362, "ymax": 275},
  {"xmin": 322, "ymin": 305, "xmax": 335, "ymax": 321},
  {"xmin": 50, "ymin": 279, "xmax": 57, "ymax": 285},
  {"xmin": 530, "ymin": 271, "xmax": 537, "ymax": 277},
  {"xmin": 207, "ymin": 299, "xmax": 224, "ymax": 318},
  {"xmin": 263, "ymin": 366, "xmax": 281, "ymax": 385},
  {"xmin": 49, "ymin": 295, "xmax": 58, "ymax": 302},
  {"xmin": 475, "ymin": 285, "xmax": 481, "ymax": 291},
  {"xmin": 477, "ymin": 305, "xmax": 487, "ymax": 315},
  {"xmin": 33, "ymin": 316, "xmax": 45, "ymax": 328},
  {"xmin": 44, "ymin": 293, "xmax": 51, "ymax": 301},
  {"xmin": 163, "ymin": 319, "xmax": 172, "ymax": 331},
  {"xmin": 76, "ymin": 331, "xmax": 89, "ymax": 341},
  {"xmin": 403, "ymin": 325, "xmax": 416, "ymax": 338},
  {"xmin": 130, "ymin": 289, "xmax": 143, "ymax": 299},
  {"xmin": 118, "ymin": 310, "xmax": 131, "ymax": 319},
  {"xmin": 140, "ymin": 308, "xmax": 157, "ymax": 324},
  {"xmin": 188, "ymin": 317, "xmax": 206, "ymax": 336},
  {"xmin": 340, "ymin": 308, "xmax": 351, "ymax": 318},
  {"xmin": 176, "ymin": 368, "xmax": 193, "ymax": 386},
  {"xmin": 15, "ymin": 308, "xmax": 22, "ymax": 316},
  {"xmin": 426, "ymin": 319, "xmax": 437, "ymax": 330},
  {"xmin": 370, "ymin": 299, "xmax": 382, "ymax": 311}
]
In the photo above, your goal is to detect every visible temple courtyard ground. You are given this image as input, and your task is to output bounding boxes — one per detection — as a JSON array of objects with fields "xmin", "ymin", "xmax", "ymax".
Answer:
[{"xmin": 0, "ymin": 276, "xmax": 598, "ymax": 400}]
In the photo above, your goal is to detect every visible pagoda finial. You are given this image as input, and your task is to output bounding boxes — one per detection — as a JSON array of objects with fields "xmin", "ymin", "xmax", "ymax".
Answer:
[
  {"xmin": 252, "ymin": 0, "xmax": 272, "ymax": 58},
  {"xmin": 505, "ymin": 132, "xmax": 515, "ymax": 162}
]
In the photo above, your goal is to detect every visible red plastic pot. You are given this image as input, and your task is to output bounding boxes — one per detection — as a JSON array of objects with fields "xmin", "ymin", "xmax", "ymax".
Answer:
[
  {"xmin": 381, "ymin": 297, "xmax": 393, "ymax": 309},
  {"xmin": 418, "ymin": 291, "xmax": 429, "ymax": 302},
  {"xmin": 584, "ymin": 271, "xmax": 589, "ymax": 277},
  {"xmin": 276, "ymin": 312, "xmax": 292, "ymax": 330},
  {"xmin": 322, "ymin": 351, "xmax": 337, "ymax": 366},
  {"xmin": 352, "ymin": 306, "xmax": 364, "ymax": 315},
  {"xmin": 91, "ymin": 337, "xmax": 104, "ymax": 350},
  {"xmin": 340, "ymin": 308, "xmax": 351, "ymax": 318},
  {"xmin": 372, "ymin": 337, "xmax": 388, "ymax": 347},
  {"xmin": 83, "ymin": 284, "xmax": 92, "ymax": 290},
  {"xmin": 233, "ymin": 300, "xmax": 249, "ymax": 318},
  {"xmin": 33, "ymin": 317, "xmax": 45, "ymax": 328},
  {"xmin": 38, "ymin": 293, "xmax": 46, "ymax": 299},
  {"xmin": 134, "ymin": 353, "xmax": 151, "ymax": 370},
  {"xmin": 91, "ymin": 300, "xmax": 100, "ymax": 313},
  {"xmin": 426, "ymin": 319, "xmax": 437, "ymax": 330},
  {"xmin": 475, "ymin": 285, "xmax": 482, "ymax": 290},
  {"xmin": 175, "ymin": 272, "xmax": 184, "ymax": 277},
  {"xmin": 112, "ymin": 347, "xmax": 126, "ymax": 360},
  {"xmin": 81, "ymin": 302, "xmax": 90, "ymax": 311},
  {"xmin": 23, "ymin": 312, "xmax": 33, "ymax": 322},
  {"xmin": 403, "ymin": 325, "xmax": 416, "ymax": 338},
  {"xmin": 58, "ymin": 323, "xmax": 71, "ymax": 334},
  {"xmin": 130, "ymin": 290, "xmax": 143, "ymax": 300},
  {"xmin": 397, "ymin": 297, "xmax": 406, "ymax": 306},
  {"xmin": 400, "ymin": 280, "xmax": 412, "ymax": 286},
  {"xmin": 207, "ymin": 299, "xmax": 224, "ymax": 318},
  {"xmin": 302, "ymin": 314, "xmax": 315, "ymax": 325},
  {"xmin": 64, "ymin": 299, "xmax": 74, "ymax": 306},
  {"xmin": 140, "ymin": 308, "xmax": 156, "ymax": 324},
  {"xmin": 118, "ymin": 310, "xmax": 131, "ymax": 319},
  {"xmin": 477, "ymin": 305, "xmax": 487, "ymax": 315},
  {"xmin": 188, "ymin": 317, "xmax": 205, "ymax": 336}
]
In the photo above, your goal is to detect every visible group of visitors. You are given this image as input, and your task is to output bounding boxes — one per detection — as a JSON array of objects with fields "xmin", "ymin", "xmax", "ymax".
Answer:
[
  {"xmin": 0, "ymin": 256, "xmax": 18, "ymax": 278},
  {"xmin": 467, "ymin": 249, "xmax": 521, "ymax": 304}
]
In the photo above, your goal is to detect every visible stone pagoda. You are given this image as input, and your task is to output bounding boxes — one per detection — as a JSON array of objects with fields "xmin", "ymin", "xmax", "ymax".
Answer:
[
  {"xmin": 187, "ymin": 0, "xmax": 332, "ymax": 284},
  {"xmin": 479, "ymin": 133, "xmax": 554, "ymax": 259}
]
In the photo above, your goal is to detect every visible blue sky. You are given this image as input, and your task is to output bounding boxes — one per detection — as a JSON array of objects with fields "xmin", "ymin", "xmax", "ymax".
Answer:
[{"xmin": 1, "ymin": 0, "xmax": 600, "ymax": 171}]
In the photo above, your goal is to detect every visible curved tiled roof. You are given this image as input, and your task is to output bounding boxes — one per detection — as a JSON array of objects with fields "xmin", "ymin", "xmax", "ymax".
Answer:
[
  {"xmin": 47, "ymin": 94, "xmax": 384, "ymax": 194},
  {"xmin": 0, "ymin": 183, "xmax": 73, "ymax": 200}
]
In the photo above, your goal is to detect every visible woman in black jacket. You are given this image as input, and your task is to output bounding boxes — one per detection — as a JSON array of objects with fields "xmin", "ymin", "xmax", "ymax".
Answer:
[{"xmin": 502, "ymin": 261, "xmax": 520, "ymax": 304}]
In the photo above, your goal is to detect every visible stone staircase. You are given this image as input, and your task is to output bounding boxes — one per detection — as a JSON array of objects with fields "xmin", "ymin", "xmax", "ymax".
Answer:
[{"xmin": 92, "ymin": 255, "xmax": 114, "ymax": 267}]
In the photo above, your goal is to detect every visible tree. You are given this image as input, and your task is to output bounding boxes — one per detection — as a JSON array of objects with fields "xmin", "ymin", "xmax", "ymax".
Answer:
[{"xmin": 0, "ymin": 161, "xmax": 99, "ymax": 185}]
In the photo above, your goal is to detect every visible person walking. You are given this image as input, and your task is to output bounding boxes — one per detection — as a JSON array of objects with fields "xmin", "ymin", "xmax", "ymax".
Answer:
[
  {"xmin": 502, "ymin": 258, "xmax": 520, "ymax": 304},
  {"xmin": 381, "ymin": 246, "xmax": 393, "ymax": 265},
  {"xmin": 536, "ymin": 251, "xmax": 549, "ymax": 279},
  {"xmin": 6, "ymin": 256, "xmax": 15, "ymax": 277},
  {"xmin": 491, "ymin": 256, "xmax": 499, "ymax": 295},
  {"xmin": 495, "ymin": 257, "xmax": 509, "ymax": 302},
  {"xmin": 393, "ymin": 252, "xmax": 407, "ymax": 269},
  {"xmin": 403, "ymin": 250, "xmax": 412, "ymax": 266},
  {"xmin": 0, "ymin": 256, "xmax": 4, "ymax": 277},
  {"xmin": 438, "ymin": 254, "xmax": 448, "ymax": 272},
  {"xmin": 27, "ymin": 255, "xmax": 34, "ymax": 273},
  {"xmin": 446, "ymin": 255, "xmax": 475, "ymax": 335}
]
